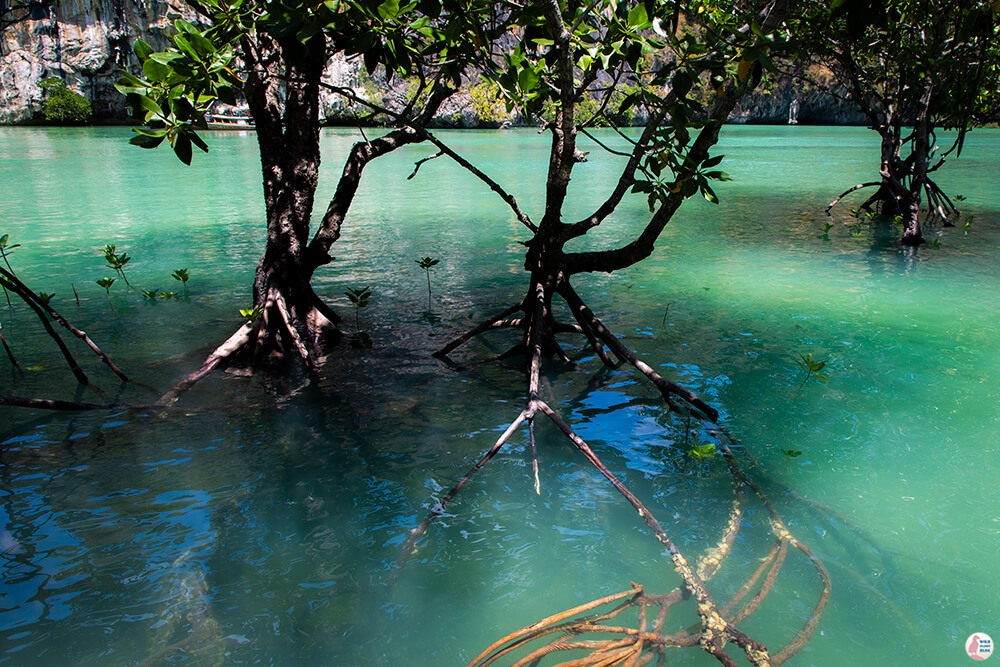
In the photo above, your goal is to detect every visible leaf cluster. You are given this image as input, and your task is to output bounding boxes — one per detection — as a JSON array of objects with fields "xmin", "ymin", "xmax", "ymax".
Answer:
[
  {"xmin": 345, "ymin": 286, "xmax": 372, "ymax": 308},
  {"xmin": 792, "ymin": 0, "xmax": 1000, "ymax": 146},
  {"xmin": 795, "ymin": 352, "xmax": 828, "ymax": 384},
  {"xmin": 115, "ymin": 16, "xmax": 243, "ymax": 165}
]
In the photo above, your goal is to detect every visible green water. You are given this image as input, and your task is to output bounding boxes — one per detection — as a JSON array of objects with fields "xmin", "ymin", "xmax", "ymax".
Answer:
[{"xmin": 0, "ymin": 125, "xmax": 998, "ymax": 666}]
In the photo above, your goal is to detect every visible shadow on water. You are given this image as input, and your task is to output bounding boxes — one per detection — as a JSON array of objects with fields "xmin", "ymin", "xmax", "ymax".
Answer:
[{"xmin": 3, "ymin": 126, "xmax": 1000, "ymax": 666}]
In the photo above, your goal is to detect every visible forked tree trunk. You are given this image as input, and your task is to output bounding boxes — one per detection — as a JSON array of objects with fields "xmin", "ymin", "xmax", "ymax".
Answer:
[{"xmin": 238, "ymin": 36, "xmax": 342, "ymax": 364}]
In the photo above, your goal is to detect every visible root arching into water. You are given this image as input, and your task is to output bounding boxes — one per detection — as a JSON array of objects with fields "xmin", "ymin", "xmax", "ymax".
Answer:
[{"xmin": 409, "ymin": 283, "xmax": 830, "ymax": 667}]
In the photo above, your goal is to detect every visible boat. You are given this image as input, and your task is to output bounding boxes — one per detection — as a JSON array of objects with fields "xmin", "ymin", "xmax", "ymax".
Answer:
[{"xmin": 206, "ymin": 112, "xmax": 255, "ymax": 130}]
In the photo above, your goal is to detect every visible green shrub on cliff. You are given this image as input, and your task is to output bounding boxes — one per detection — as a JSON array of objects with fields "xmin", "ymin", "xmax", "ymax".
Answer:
[
  {"xmin": 468, "ymin": 81, "xmax": 508, "ymax": 125},
  {"xmin": 40, "ymin": 77, "xmax": 92, "ymax": 124}
]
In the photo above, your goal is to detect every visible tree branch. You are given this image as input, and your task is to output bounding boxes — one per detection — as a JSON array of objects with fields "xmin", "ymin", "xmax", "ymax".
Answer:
[{"xmin": 824, "ymin": 181, "xmax": 882, "ymax": 214}]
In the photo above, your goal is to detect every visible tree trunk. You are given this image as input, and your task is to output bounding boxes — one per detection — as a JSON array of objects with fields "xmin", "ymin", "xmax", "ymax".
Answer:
[{"xmin": 237, "ymin": 35, "xmax": 341, "ymax": 364}]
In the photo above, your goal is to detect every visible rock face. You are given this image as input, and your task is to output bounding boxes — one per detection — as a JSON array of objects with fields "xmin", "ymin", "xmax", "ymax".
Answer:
[
  {"xmin": 731, "ymin": 76, "xmax": 867, "ymax": 126},
  {"xmin": 0, "ymin": 0, "xmax": 194, "ymax": 123},
  {"xmin": 1, "ymin": 3, "xmax": 866, "ymax": 127}
]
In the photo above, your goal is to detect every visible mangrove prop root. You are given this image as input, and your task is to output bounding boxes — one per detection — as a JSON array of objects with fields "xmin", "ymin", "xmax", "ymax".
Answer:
[
  {"xmin": 158, "ymin": 322, "xmax": 255, "ymax": 407},
  {"xmin": 0, "ymin": 327, "xmax": 19, "ymax": 368},
  {"xmin": 434, "ymin": 301, "xmax": 526, "ymax": 358},
  {"xmin": 0, "ymin": 266, "xmax": 157, "ymax": 394},
  {"xmin": 157, "ymin": 286, "xmax": 337, "ymax": 406},
  {"xmin": 418, "ymin": 287, "xmax": 829, "ymax": 667}
]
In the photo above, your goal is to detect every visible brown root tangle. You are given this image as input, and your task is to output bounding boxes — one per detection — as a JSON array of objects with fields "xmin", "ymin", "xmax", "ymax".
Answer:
[{"xmin": 405, "ymin": 276, "xmax": 829, "ymax": 667}]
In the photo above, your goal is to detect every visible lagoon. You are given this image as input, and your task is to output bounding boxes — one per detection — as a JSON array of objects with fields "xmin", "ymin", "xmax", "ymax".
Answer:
[{"xmin": 1, "ymin": 125, "xmax": 998, "ymax": 665}]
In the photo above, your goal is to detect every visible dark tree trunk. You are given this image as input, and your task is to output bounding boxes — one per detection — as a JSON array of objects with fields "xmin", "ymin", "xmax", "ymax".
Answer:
[
  {"xmin": 160, "ymin": 32, "xmax": 460, "ymax": 400},
  {"xmin": 234, "ymin": 35, "xmax": 341, "ymax": 366}
]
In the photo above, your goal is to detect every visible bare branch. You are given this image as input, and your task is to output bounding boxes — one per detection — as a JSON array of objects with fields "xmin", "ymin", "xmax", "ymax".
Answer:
[
  {"xmin": 434, "ymin": 302, "xmax": 526, "ymax": 357},
  {"xmin": 825, "ymin": 181, "xmax": 882, "ymax": 214},
  {"xmin": 408, "ymin": 151, "xmax": 445, "ymax": 180}
]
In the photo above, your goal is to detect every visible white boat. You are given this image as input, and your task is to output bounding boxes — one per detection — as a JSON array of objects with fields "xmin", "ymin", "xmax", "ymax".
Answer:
[{"xmin": 205, "ymin": 112, "xmax": 255, "ymax": 130}]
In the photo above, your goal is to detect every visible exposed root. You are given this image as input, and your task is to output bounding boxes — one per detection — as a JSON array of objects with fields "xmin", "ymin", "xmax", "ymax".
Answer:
[
  {"xmin": 0, "ymin": 265, "xmax": 158, "ymax": 398},
  {"xmin": 417, "ymin": 282, "xmax": 828, "ymax": 666},
  {"xmin": 0, "ymin": 326, "xmax": 19, "ymax": 369},
  {"xmin": 157, "ymin": 284, "xmax": 341, "ymax": 407},
  {"xmin": 433, "ymin": 302, "xmax": 526, "ymax": 358},
  {"xmin": 825, "ymin": 181, "xmax": 881, "ymax": 215},
  {"xmin": 157, "ymin": 322, "xmax": 256, "ymax": 407}
]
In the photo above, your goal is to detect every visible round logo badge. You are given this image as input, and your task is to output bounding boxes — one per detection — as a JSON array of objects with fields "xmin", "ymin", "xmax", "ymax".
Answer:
[{"xmin": 967, "ymin": 633, "xmax": 994, "ymax": 661}]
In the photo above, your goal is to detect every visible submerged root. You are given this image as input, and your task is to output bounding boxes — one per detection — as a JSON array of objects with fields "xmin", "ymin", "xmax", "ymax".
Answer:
[
  {"xmin": 158, "ymin": 286, "xmax": 340, "ymax": 407},
  {"xmin": 417, "ymin": 283, "xmax": 829, "ymax": 666}
]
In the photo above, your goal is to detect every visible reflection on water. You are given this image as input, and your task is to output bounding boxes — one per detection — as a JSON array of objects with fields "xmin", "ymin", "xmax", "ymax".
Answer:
[{"xmin": 1, "ymin": 126, "xmax": 999, "ymax": 666}]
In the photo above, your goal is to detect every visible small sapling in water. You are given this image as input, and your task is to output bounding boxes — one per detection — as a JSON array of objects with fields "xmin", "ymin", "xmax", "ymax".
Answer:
[
  {"xmin": 96, "ymin": 277, "xmax": 116, "ymax": 311},
  {"xmin": 416, "ymin": 257, "xmax": 439, "ymax": 304},
  {"xmin": 102, "ymin": 244, "xmax": 132, "ymax": 287},
  {"xmin": 345, "ymin": 286, "xmax": 372, "ymax": 348},
  {"xmin": 796, "ymin": 352, "xmax": 828, "ymax": 386}
]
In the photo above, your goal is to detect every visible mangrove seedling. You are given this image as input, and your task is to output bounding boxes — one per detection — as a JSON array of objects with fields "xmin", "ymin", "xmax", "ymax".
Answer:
[
  {"xmin": 142, "ymin": 288, "xmax": 160, "ymax": 300},
  {"xmin": 37, "ymin": 293, "xmax": 55, "ymax": 305},
  {"xmin": 689, "ymin": 443, "xmax": 718, "ymax": 460},
  {"xmin": 345, "ymin": 286, "xmax": 372, "ymax": 348},
  {"xmin": 96, "ymin": 277, "xmax": 116, "ymax": 311},
  {"xmin": 160, "ymin": 291, "xmax": 177, "ymax": 300},
  {"xmin": 240, "ymin": 306, "xmax": 264, "ymax": 323},
  {"xmin": 796, "ymin": 352, "xmax": 828, "ymax": 386},
  {"xmin": 172, "ymin": 268, "xmax": 190, "ymax": 290},
  {"xmin": 416, "ymin": 257, "xmax": 439, "ymax": 304},
  {"xmin": 102, "ymin": 244, "xmax": 132, "ymax": 287},
  {"xmin": 781, "ymin": 448, "xmax": 803, "ymax": 459},
  {"xmin": 0, "ymin": 233, "xmax": 19, "ymax": 269}
]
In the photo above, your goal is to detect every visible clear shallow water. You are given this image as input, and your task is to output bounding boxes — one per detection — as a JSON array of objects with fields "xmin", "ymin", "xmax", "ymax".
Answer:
[{"xmin": 0, "ymin": 125, "xmax": 998, "ymax": 666}]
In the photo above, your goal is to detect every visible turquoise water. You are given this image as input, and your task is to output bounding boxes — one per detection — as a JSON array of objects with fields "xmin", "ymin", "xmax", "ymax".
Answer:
[{"xmin": 0, "ymin": 125, "xmax": 998, "ymax": 666}]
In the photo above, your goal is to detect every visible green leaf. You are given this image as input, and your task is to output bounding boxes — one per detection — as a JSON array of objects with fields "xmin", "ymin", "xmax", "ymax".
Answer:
[
  {"xmin": 174, "ymin": 18, "xmax": 198, "ymax": 34},
  {"xmin": 517, "ymin": 66, "xmax": 539, "ymax": 93},
  {"xmin": 173, "ymin": 133, "xmax": 193, "ymax": 165},
  {"xmin": 377, "ymin": 0, "xmax": 400, "ymax": 19},
  {"xmin": 142, "ymin": 58, "xmax": 172, "ymax": 83},
  {"xmin": 626, "ymin": 3, "xmax": 648, "ymax": 28},
  {"xmin": 173, "ymin": 34, "xmax": 199, "ymax": 59},
  {"xmin": 133, "ymin": 39, "xmax": 154, "ymax": 61},
  {"xmin": 115, "ymin": 73, "xmax": 151, "ymax": 96},
  {"xmin": 216, "ymin": 85, "xmax": 238, "ymax": 106},
  {"xmin": 363, "ymin": 47, "xmax": 380, "ymax": 75},
  {"xmin": 137, "ymin": 95, "xmax": 164, "ymax": 118},
  {"xmin": 189, "ymin": 132, "xmax": 210, "ymax": 154},
  {"xmin": 133, "ymin": 126, "xmax": 168, "ymax": 138},
  {"xmin": 690, "ymin": 443, "xmax": 718, "ymax": 459},
  {"xmin": 129, "ymin": 133, "xmax": 166, "ymax": 149},
  {"xmin": 187, "ymin": 31, "xmax": 216, "ymax": 58},
  {"xmin": 149, "ymin": 51, "xmax": 183, "ymax": 65},
  {"xmin": 672, "ymin": 70, "xmax": 692, "ymax": 98}
]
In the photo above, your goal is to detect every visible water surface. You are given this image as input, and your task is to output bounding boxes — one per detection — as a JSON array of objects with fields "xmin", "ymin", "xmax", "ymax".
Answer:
[{"xmin": 1, "ymin": 125, "xmax": 998, "ymax": 666}]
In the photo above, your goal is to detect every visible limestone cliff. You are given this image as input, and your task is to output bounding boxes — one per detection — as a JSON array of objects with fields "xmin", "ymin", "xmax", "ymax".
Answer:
[
  {"xmin": 0, "ymin": 0, "xmax": 195, "ymax": 123},
  {"xmin": 1, "ymin": 2, "xmax": 864, "ymax": 127}
]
